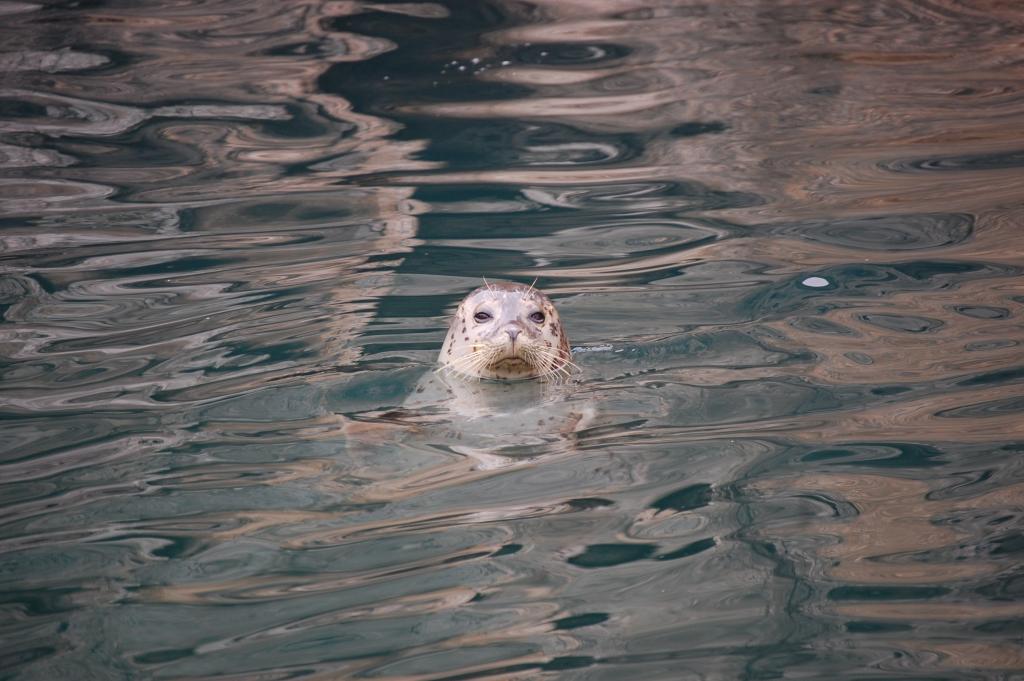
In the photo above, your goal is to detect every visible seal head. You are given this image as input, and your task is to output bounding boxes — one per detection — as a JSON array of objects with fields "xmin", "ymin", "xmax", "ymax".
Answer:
[{"xmin": 439, "ymin": 282, "xmax": 572, "ymax": 381}]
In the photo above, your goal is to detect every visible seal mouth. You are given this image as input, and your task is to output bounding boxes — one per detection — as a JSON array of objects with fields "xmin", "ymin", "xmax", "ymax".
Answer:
[
  {"xmin": 491, "ymin": 342, "xmax": 565, "ymax": 374},
  {"xmin": 494, "ymin": 341, "xmax": 529, "ymax": 362},
  {"xmin": 491, "ymin": 357, "xmax": 531, "ymax": 370}
]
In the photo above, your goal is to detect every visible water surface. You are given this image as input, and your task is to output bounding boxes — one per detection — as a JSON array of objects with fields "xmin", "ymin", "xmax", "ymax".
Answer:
[{"xmin": 3, "ymin": 1, "xmax": 1024, "ymax": 679}]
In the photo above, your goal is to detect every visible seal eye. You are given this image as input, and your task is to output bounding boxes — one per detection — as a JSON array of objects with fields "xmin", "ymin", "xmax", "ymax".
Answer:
[
  {"xmin": 529, "ymin": 311, "xmax": 545, "ymax": 324},
  {"xmin": 473, "ymin": 311, "xmax": 492, "ymax": 323}
]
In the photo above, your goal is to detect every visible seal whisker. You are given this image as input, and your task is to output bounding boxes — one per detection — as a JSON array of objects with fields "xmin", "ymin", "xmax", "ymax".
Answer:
[
  {"xmin": 522, "ymin": 345, "xmax": 578, "ymax": 382},
  {"xmin": 542, "ymin": 353, "xmax": 579, "ymax": 373},
  {"xmin": 441, "ymin": 344, "xmax": 503, "ymax": 379},
  {"xmin": 439, "ymin": 355, "xmax": 483, "ymax": 377},
  {"xmin": 442, "ymin": 352, "xmax": 492, "ymax": 375},
  {"xmin": 525, "ymin": 344, "xmax": 578, "ymax": 371}
]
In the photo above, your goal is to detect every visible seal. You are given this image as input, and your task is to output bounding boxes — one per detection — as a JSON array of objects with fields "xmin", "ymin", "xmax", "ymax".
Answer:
[
  {"xmin": 330, "ymin": 282, "xmax": 591, "ymax": 500},
  {"xmin": 439, "ymin": 281, "xmax": 572, "ymax": 381}
]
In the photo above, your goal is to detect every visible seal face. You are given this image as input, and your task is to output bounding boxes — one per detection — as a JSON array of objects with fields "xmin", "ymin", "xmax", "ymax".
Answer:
[{"xmin": 439, "ymin": 282, "xmax": 572, "ymax": 381}]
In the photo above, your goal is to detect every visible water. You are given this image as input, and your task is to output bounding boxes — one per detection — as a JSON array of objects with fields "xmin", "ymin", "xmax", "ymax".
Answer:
[{"xmin": 2, "ymin": 0, "xmax": 1023, "ymax": 678}]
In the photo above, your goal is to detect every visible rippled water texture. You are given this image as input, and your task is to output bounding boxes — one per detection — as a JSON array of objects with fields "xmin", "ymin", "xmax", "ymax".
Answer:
[{"xmin": 3, "ymin": 1, "xmax": 1024, "ymax": 678}]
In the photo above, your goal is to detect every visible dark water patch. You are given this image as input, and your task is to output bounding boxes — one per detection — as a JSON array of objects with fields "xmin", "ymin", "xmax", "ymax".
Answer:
[
  {"xmin": 953, "ymin": 304, "xmax": 1009, "ymax": 319},
  {"xmin": 844, "ymin": 621, "xmax": 913, "ymax": 633},
  {"xmin": 986, "ymin": 533, "xmax": 1024, "ymax": 557},
  {"xmin": 858, "ymin": 313, "xmax": 944, "ymax": 334},
  {"xmin": 975, "ymin": 618, "xmax": 1024, "ymax": 634},
  {"xmin": 0, "ymin": 419, "xmax": 164, "ymax": 468},
  {"xmin": 0, "ymin": 99, "xmax": 51, "ymax": 119},
  {"xmin": 957, "ymin": 366, "xmax": 1024, "ymax": 387},
  {"xmin": 842, "ymin": 348, "xmax": 877, "ymax": 369},
  {"xmin": 937, "ymin": 395, "xmax": 1024, "ymax": 418},
  {"xmin": 648, "ymin": 377, "xmax": 850, "ymax": 427},
  {"xmin": 568, "ymin": 543, "xmax": 658, "ymax": 568},
  {"xmin": 594, "ymin": 329, "xmax": 805, "ymax": 372},
  {"xmin": 965, "ymin": 338, "xmax": 1019, "ymax": 352},
  {"xmin": 0, "ymin": 588, "xmax": 80, "ymax": 616},
  {"xmin": 519, "ymin": 181, "xmax": 764, "ymax": 213},
  {"xmin": 442, "ymin": 550, "xmax": 493, "ymax": 565},
  {"xmin": 516, "ymin": 42, "xmax": 631, "ymax": 67},
  {"xmin": 394, "ymin": 119, "xmax": 645, "ymax": 170},
  {"xmin": 890, "ymin": 260, "xmax": 989, "ymax": 280},
  {"xmin": 565, "ymin": 497, "xmax": 615, "ymax": 510},
  {"xmin": 541, "ymin": 656, "xmax": 594, "ymax": 671},
  {"xmin": 46, "ymin": 120, "xmax": 211, "ymax": 170},
  {"xmin": 654, "ymin": 537, "xmax": 716, "ymax": 561},
  {"xmin": 133, "ymin": 648, "xmax": 194, "ymax": 665},
  {"xmin": 669, "ymin": 121, "xmax": 728, "ymax": 137},
  {"xmin": 369, "ymin": 293, "xmax": 462, "ymax": 322},
  {"xmin": 552, "ymin": 612, "xmax": 609, "ymax": 630},
  {"xmin": 772, "ymin": 213, "xmax": 973, "ymax": 251},
  {"xmin": 490, "ymin": 543, "xmax": 521, "ymax": 557},
  {"xmin": 885, "ymin": 148, "xmax": 1024, "ymax": 172},
  {"xmin": 149, "ymin": 536, "xmax": 198, "ymax": 560},
  {"xmin": 417, "ymin": 207, "xmax": 725, "ymax": 253},
  {"xmin": 585, "ymin": 69, "xmax": 678, "ymax": 96},
  {"xmin": 828, "ymin": 586, "xmax": 951, "ymax": 601},
  {"xmin": 807, "ymin": 84, "xmax": 841, "ymax": 96},
  {"xmin": 787, "ymin": 316, "xmax": 859, "ymax": 336},
  {"xmin": 650, "ymin": 483, "xmax": 713, "ymax": 512},
  {"xmin": 870, "ymin": 385, "xmax": 912, "ymax": 396},
  {"xmin": 429, "ymin": 661, "xmax": 540, "ymax": 681},
  {"xmin": 201, "ymin": 339, "xmax": 316, "ymax": 374},
  {"xmin": 321, "ymin": 2, "xmax": 531, "ymax": 111},
  {"xmin": 3, "ymin": 204, "xmax": 190, "ymax": 235},
  {"xmin": 389, "ymin": 245, "xmax": 537, "ymax": 281},
  {"xmin": 793, "ymin": 493, "xmax": 851, "ymax": 519},
  {"xmin": 801, "ymin": 443, "xmax": 945, "ymax": 468},
  {"xmin": 746, "ymin": 260, "xmax": 1014, "ymax": 318},
  {"xmin": 430, "ymin": 656, "xmax": 596, "ymax": 681},
  {"xmin": 103, "ymin": 255, "xmax": 240, "ymax": 280},
  {"xmin": 0, "ymin": 646, "xmax": 58, "ymax": 672},
  {"xmin": 410, "ymin": 184, "xmax": 552, "ymax": 215},
  {"xmin": 975, "ymin": 570, "xmax": 1024, "ymax": 600}
]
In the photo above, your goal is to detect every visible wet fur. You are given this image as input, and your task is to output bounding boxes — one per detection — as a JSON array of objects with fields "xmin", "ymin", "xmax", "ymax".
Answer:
[{"xmin": 439, "ymin": 282, "xmax": 573, "ymax": 381}]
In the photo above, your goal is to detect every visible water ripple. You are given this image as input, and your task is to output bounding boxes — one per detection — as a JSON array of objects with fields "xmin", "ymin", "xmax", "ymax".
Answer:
[{"xmin": 3, "ymin": 0, "xmax": 1024, "ymax": 679}]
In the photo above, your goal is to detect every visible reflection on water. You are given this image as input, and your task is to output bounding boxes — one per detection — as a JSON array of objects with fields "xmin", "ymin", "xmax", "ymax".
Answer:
[{"xmin": 2, "ymin": 0, "xmax": 1024, "ymax": 678}]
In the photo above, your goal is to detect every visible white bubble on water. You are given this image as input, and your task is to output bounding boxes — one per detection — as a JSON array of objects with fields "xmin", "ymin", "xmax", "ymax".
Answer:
[{"xmin": 573, "ymin": 344, "xmax": 613, "ymax": 353}]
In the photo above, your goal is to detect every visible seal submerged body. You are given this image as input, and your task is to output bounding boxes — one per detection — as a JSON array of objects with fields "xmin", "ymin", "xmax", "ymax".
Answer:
[{"xmin": 439, "ymin": 281, "xmax": 572, "ymax": 381}]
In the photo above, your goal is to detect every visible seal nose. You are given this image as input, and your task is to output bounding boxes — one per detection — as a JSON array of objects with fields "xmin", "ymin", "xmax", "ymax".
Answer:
[{"xmin": 506, "ymin": 328, "xmax": 520, "ymax": 343}]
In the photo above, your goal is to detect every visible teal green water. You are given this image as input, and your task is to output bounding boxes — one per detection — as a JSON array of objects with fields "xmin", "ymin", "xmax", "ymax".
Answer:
[{"xmin": 3, "ymin": 1, "xmax": 1024, "ymax": 679}]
